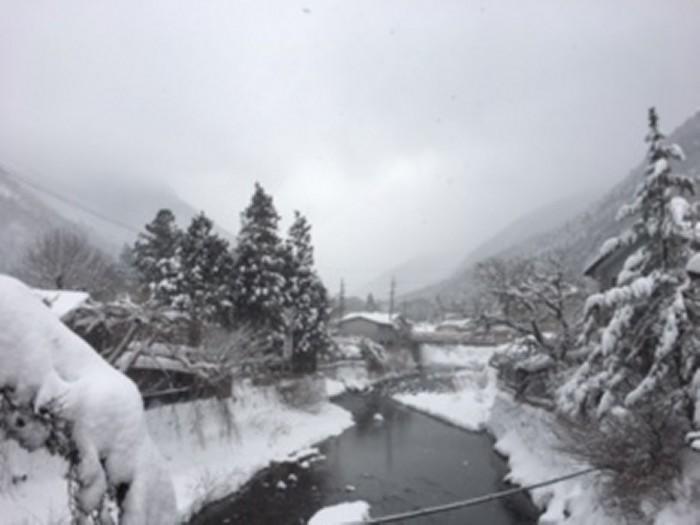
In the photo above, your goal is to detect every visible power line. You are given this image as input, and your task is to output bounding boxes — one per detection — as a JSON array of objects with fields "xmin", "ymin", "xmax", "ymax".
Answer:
[
  {"xmin": 1, "ymin": 167, "xmax": 142, "ymax": 235},
  {"xmin": 349, "ymin": 467, "xmax": 598, "ymax": 524}
]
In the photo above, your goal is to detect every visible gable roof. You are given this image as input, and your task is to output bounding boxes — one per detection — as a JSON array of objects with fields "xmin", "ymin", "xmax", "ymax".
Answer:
[{"xmin": 339, "ymin": 312, "xmax": 400, "ymax": 328}]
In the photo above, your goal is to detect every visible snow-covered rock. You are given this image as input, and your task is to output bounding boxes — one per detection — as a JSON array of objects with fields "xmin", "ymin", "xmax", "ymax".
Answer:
[{"xmin": 308, "ymin": 501, "xmax": 370, "ymax": 525}]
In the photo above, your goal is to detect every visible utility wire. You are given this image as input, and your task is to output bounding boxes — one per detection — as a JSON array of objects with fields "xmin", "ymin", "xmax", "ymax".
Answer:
[
  {"xmin": 1, "ymin": 167, "xmax": 142, "ymax": 235},
  {"xmin": 348, "ymin": 467, "xmax": 598, "ymax": 524}
]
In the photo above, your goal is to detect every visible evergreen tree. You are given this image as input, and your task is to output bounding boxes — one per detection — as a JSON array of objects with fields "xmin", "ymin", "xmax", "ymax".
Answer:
[
  {"xmin": 559, "ymin": 108, "xmax": 697, "ymax": 419},
  {"xmin": 231, "ymin": 183, "xmax": 287, "ymax": 352},
  {"xmin": 283, "ymin": 211, "xmax": 330, "ymax": 372},
  {"xmin": 366, "ymin": 293, "xmax": 378, "ymax": 312},
  {"xmin": 132, "ymin": 209, "xmax": 182, "ymax": 292},
  {"xmin": 172, "ymin": 213, "xmax": 234, "ymax": 342}
]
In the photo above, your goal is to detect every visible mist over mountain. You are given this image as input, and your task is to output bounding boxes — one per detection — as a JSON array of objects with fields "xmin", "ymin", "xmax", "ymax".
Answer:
[
  {"xmin": 0, "ymin": 169, "xmax": 78, "ymax": 272},
  {"xmin": 352, "ymin": 251, "xmax": 461, "ymax": 301},
  {"xmin": 409, "ymin": 109, "xmax": 700, "ymax": 306},
  {"xmin": 0, "ymin": 168, "xmax": 236, "ymax": 272}
]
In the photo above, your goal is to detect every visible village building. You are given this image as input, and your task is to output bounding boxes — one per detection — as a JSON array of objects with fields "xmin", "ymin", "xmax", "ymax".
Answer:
[
  {"xmin": 583, "ymin": 240, "xmax": 641, "ymax": 290},
  {"xmin": 336, "ymin": 312, "xmax": 411, "ymax": 346}
]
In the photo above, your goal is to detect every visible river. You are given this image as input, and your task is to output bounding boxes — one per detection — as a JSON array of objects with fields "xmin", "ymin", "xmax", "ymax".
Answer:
[{"xmin": 191, "ymin": 391, "xmax": 539, "ymax": 524}]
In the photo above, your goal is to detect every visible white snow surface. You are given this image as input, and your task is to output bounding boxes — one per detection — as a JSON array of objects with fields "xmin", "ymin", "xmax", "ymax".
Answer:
[
  {"xmin": 2, "ymin": 379, "xmax": 354, "ymax": 522},
  {"xmin": 420, "ymin": 344, "xmax": 493, "ymax": 369},
  {"xmin": 395, "ymin": 346, "xmax": 497, "ymax": 431},
  {"xmin": 322, "ymin": 361, "xmax": 371, "ymax": 397},
  {"xmin": 151, "ymin": 382, "xmax": 354, "ymax": 517},
  {"xmin": 0, "ymin": 275, "xmax": 176, "ymax": 524},
  {"xmin": 308, "ymin": 500, "xmax": 370, "ymax": 525},
  {"xmin": 0, "ymin": 275, "xmax": 354, "ymax": 523},
  {"xmin": 31, "ymin": 288, "xmax": 90, "ymax": 319}
]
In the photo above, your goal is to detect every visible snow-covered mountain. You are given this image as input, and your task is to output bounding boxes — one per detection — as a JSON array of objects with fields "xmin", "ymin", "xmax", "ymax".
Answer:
[
  {"xmin": 0, "ymin": 168, "xmax": 79, "ymax": 272},
  {"xmin": 353, "ymin": 252, "xmax": 461, "ymax": 301},
  {"xmin": 360, "ymin": 188, "xmax": 598, "ymax": 303},
  {"xmin": 390, "ymin": 191, "xmax": 599, "ymax": 302},
  {"xmin": 0, "ymin": 168, "xmax": 235, "ymax": 272},
  {"xmin": 409, "ymin": 109, "xmax": 700, "ymax": 305}
]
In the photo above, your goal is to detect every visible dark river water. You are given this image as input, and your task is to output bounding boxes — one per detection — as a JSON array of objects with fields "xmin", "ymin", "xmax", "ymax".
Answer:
[{"xmin": 191, "ymin": 392, "xmax": 540, "ymax": 524}]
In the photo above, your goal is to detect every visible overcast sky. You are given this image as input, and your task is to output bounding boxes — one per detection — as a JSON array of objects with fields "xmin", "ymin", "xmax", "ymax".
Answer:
[{"xmin": 2, "ymin": 1, "xmax": 700, "ymax": 293}]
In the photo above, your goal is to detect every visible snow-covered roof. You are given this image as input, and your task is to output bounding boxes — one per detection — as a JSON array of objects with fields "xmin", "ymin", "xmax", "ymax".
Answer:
[
  {"xmin": 339, "ymin": 312, "xmax": 399, "ymax": 327},
  {"xmin": 583, "ymin": 239, "xmax": 642, "ymax": 279},
  {"xmin": 32, "ymin": 289, "xmax": 90, "ymax": 319}
]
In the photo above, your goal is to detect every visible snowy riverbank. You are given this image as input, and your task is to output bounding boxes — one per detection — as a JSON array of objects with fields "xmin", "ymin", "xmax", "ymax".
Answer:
[
  {"xmin": 394, "ymin": 344, "xmax": 700, "ymax": 524},
  {"xmin": 394, "ymin": 344, "xmax": 614, "ymax": 525},
  {"xmin": 0, "ymin": 381, "xmax": 354, "ymax": 523}
]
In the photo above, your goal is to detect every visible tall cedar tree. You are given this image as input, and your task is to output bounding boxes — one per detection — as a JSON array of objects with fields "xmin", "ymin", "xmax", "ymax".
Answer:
[
  {"xmin": 284, "ymin": 211, "xmax": 330, "ymax": 372},
  {"xmin": 232, "ymin": 183, "xmax": 287, "ymax": 352},
  {"xmin": 559, "ymin": 108, "xmax": 699, "ymax": 419},
  {"xmin": 132, "ymin": 209, "xmax": 182, "ymax": 298},
  {"xmin": 171, "ymin": 213, "xmax": 234, "ymax": 342}
]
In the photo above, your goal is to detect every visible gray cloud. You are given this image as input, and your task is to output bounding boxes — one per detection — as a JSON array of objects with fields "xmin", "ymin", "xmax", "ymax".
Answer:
[{"xmin": 1, "ymin": 0, "xmax": 700, "ymax": 292}]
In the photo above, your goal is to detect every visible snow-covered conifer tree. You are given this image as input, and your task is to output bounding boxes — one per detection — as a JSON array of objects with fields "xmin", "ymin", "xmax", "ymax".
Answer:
[
  {"xmin": 132, "ymin": 209, "xmax": 182, "ymax": 299},
  {"xmin": 559, "ymin": 108, "xmax": 697, "ymax": 419},
  {"xmin": 231, "ymin": 183, "xmax": 287, "ymax": 352},
  {"xmin": 172, "ymin": 212, "xmax": 234, "ymax": 342},
  {"xmin": 284, "ymin": 211, "xmax": 330, "ymax": 372}
]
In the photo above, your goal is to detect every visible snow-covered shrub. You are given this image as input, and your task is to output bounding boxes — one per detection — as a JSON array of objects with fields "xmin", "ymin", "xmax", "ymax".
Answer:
[
  {"xmin": 558, "ymin": 398, "xmax": 688, "ymax": 522},
  {"xmin": 0, "ymin": 274, "xmax": 176, "ymax": 524}
]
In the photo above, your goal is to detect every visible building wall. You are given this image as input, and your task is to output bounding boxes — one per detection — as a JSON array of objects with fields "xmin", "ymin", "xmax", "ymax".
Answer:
[{"xmin": 337, "ymin": 318, "xmax": 398, "ymax": 345}]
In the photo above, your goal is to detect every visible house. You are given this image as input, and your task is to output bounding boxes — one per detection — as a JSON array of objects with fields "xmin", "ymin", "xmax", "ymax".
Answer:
[
  {"xmin": 336, "ymin": 312, "xmax": 410, "ymax": 346},
  {"xmin": 583, "ymin": 239, "xmax": 641, "ymax": 290}
]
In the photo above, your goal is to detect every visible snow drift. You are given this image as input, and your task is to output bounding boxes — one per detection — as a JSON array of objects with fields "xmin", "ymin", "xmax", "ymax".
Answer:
[{"xmin": 0, "ymin": 275, "xmax": 176, "ymax": 524}]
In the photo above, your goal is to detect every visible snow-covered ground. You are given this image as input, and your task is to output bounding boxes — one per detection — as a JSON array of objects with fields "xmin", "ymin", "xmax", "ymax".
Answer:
[
  {"xmin": 1, "ymin": 380, "xmax": 354, "ymax": 523},
  {"xmin": 0, "ymin": 274, "xmax": 176, "ymax": 524},
  {"xmin": 308, "ymin": 501, "xmax": 370, "ymax": 525},
  {"xmin": 152, "ymin": 381, "xmax": 353, "ymax": 518},
  {"xmin": 323, "ymin": 361, "xmax": 371, "ymax": 397},
  {"xmin": 395, "ymin": 345, "xmax": 497, "ymax": 431}
]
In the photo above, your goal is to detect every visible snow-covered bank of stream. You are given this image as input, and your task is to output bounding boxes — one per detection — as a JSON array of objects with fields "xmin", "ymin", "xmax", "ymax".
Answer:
[
  {"xmin": 1, "ymin": 381, "xmax": 354, "ymax": 523},
  {"xmin": 395, "ymin": 344, "xmax": 700, "ymax": 524},
  {"xmin": 394, "ymin": 344, "xmax": 614, "ymax": 525}
]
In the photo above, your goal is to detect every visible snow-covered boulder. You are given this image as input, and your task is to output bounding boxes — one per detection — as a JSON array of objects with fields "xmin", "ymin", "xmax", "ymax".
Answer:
[
  {"xmin": 0, "ymin": 275, "xmax": 176, "ymax": 524},
  {"xmin": 308, "ymin": 501, "xmax": 370, "ymax": 525}
]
